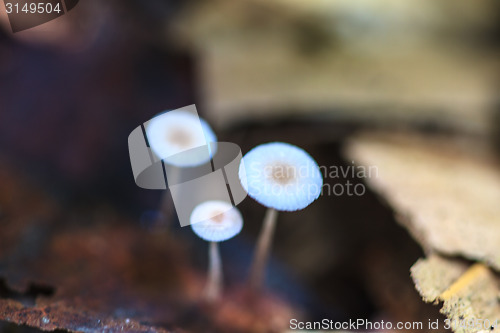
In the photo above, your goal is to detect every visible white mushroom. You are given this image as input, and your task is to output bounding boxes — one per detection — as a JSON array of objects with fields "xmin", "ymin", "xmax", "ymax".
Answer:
[
  {"xmin": 146, "ymin": 110, "xmax": 217, "ymax": 168},
  {"xmin": 190, "ymin": 200, "xmax": 243, "ymax": 302}
]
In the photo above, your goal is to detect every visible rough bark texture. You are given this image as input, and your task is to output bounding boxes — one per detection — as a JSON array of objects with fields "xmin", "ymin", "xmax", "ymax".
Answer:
[{"xmin": 345, "ymin": 132, "xmax": 500, "ymax": 333}]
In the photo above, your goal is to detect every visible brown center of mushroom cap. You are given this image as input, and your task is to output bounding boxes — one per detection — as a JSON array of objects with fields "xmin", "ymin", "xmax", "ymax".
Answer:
[
  {"xmin": 268, "ymin": 162, "xmax": 296, "ymax": 185},
  {"xmin": 167, "ymin": 128, "xmax": 192, "ymax": 148},
  {"xmin": 210, "ymin": 210, "xmax": 225, "ymax": 223}
]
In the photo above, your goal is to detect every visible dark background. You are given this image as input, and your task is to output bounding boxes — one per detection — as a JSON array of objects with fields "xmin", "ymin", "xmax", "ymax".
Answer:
[{"xmin": 0, "ymin": 0, "xmax": 499, "ymax": 332}]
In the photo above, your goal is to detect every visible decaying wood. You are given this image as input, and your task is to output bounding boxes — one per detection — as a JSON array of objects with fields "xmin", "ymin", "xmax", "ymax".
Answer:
[
  {"xmin": 346, "ymin": 132, "xmax": 500, "ymax": 271},
  {"xmin": 0, "ymin": 156, "xmax": 296, "ymax": 333},
  {"xmin": 345, "ymin": 132, "xmax": 500, "ymax": 332},
  {"xmin": 173, "ymin": 0, "xmax": 500, "ymax": 133},
  {"xmin": 411, "ymin": 255, "xmax": 500, "ymax": 333}
]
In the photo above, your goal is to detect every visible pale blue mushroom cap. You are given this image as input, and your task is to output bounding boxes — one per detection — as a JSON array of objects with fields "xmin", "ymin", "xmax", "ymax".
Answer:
[
  {"xmin": 238, "ymin": 142, "xmax": 323, "ymax": 211},
  {"xmin": 190, "ymin": 201, "xmax": 243, "ymax": 242},
  {"xmin": 146, "ymin": 110, "xmax": 217, "ymax": 167}
]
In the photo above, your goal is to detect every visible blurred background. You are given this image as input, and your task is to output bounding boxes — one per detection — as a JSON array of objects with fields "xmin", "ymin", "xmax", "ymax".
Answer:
[{"xmin": 0, "ymin": 0, "xmax": 499, "ymax": 332}]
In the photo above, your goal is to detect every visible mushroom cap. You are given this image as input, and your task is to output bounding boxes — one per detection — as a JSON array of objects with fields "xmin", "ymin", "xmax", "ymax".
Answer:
[
  {"xmin": 190, "ymin": 201, "xmax": 243, "ymax": 242},
  {"xmin": 146, "ymin": 110, "xmax": 217, "ymax": 167},
  {"xmin": 238, "ymin": 142, "xmax": 323, "ymax": 211}
]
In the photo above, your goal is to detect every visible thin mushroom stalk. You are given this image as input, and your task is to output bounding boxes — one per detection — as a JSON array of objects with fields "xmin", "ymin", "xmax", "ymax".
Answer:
[
  {"xmin": 156, "ymin": 166, "xmax": 182, "ymax": 228},
  {"xmin": 249, "ymin": 208, "xmax": 278, "ymax": 291},
  {"xmin": 204, "ymin": 241, "xmax": 223, "ymax": 302}
]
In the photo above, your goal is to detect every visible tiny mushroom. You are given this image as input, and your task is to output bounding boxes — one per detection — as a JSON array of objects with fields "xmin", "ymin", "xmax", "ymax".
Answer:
[
  {"xmin": 238, "ymin": 142, "xmax": 323, "ymax": 291},
  {"xmin": 146, "ymin": 110, "xmax": 217, "ymax": 168},
  {"xmin": 146, "ymin": 110, "xmax": 217, "ymax": 228},
  {"xmin": 190, "ymin": 200, "xmax": 243, "ymax": 302}
]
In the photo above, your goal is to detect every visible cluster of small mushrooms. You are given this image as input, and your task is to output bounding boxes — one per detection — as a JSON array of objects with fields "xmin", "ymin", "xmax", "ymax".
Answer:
[{"xmin": 147, "ymin": 110, "xmax": 323, "ymax": 302}]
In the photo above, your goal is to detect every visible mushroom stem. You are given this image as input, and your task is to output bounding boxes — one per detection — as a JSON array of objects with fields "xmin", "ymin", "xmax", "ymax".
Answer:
[
  {"xmin": 204, "ymin": 241, "xmax": 223, "ymax": 302},
  {"xmin": 157, "ymin": 193, "xmax": 174, "ymax": 229},
  {"xmin": 249, "ymin": 208, "xmax": 278, "ymax": 291},
  {"xmin": 157, "ymin": 166, "xmax": 181, "ymax": 229}
]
